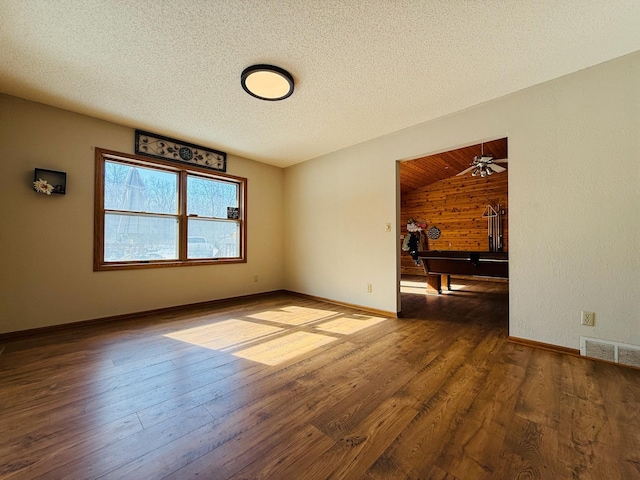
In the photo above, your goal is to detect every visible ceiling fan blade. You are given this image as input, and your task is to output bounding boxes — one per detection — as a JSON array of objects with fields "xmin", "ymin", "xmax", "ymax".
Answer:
[
  {"xmin": 490, "ymin": 164, "xmax": 506, "ymax": 173},
  {"xmin": 456, "ymin": 165, "xmax": 476, "ymax": 176},
  {"xmin": 493, "ymin": 159, "xmax": 508, "ymax": 164}
]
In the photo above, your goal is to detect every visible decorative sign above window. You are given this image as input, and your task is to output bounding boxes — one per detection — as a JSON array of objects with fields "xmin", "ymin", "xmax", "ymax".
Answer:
[{"xmin": 135, "ymin": 130, "xmax": 227, "ymax": 172}]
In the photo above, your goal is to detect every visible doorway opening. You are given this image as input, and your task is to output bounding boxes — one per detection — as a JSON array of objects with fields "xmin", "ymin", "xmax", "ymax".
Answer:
[{"xmin": 397, "ymin": 138, "xmax": 509, "ymax": 322}]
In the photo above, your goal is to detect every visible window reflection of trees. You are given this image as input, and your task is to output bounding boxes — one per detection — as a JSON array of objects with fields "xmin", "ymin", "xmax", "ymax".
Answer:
[
  {"xmin": 187, "ymin": 176, "xmax": 238, "ymax": 218},
  {"xmin": 102, "ymin": 160, "xmax": 241, "ymax": 262}
]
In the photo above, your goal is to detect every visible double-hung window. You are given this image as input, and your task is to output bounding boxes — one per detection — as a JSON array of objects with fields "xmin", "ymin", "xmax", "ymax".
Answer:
[{"xmin": 94, "ymin": 148, "xmax": 246, "ymax": 270}]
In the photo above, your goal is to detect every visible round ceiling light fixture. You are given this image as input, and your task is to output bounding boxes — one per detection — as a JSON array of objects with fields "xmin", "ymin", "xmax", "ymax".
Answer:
[{"xmin": 241, "ymin": 64, "xmax": 294, "ymax": 101}]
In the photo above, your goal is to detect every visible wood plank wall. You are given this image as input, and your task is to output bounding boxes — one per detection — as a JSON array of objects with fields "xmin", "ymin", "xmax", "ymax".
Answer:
[{"xmin": 401, "ymin": 173, "xmax": 508, "ymax": 275}]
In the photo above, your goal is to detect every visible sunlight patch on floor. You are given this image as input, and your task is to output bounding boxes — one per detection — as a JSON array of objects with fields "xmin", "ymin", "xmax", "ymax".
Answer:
[
  {"xmin": 233, "ymin": 332, "xmax": 337, "ymax": 366},
  {"xmin": 400, "ymin": 280, "xmax": 428, "ymax": 288},
  {"xmin": 164, "ymin": 319, "xmax": 283, "ymax": 351},
  {"xmin": 165, "ymin": 307, "xmax": 388, "ymax": 366},
  {"xmin": 400, "ymin": 285, "xmax": 428, "ymax": 294},
  {"xmin": 400, "ymin": 281, "xmax": 465, "ymax": 294},
  {"xmin": 247, "ymin": 306, "xmax": 338, "ymax": 325},
  {"xmin": 315, "ymin": 315, "xmax": 386, "ymax": 335}
]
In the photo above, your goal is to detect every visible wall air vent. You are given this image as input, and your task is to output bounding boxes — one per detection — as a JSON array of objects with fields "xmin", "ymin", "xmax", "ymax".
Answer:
[{"xmin": 580, "ymin": 337, "xmax": 640, "ymax": 368}]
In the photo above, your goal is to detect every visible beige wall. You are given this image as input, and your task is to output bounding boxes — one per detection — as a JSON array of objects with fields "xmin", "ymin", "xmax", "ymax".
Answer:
[
  {"xmin": 284, "ymin": 51, "xmax": 640, "ymax": 349},
  {"xmin": 0, "ymin": 94, "xmax": 285, "ymax": 334}
]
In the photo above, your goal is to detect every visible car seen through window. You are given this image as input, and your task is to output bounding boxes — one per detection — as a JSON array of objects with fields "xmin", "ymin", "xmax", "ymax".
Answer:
[{"xmin": 188, "ymin": 236, "xmax": 216, "ymax": 259}]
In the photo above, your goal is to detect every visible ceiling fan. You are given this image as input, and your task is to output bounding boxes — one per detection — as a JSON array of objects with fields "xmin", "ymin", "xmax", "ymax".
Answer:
[{"xmin": 456, "ymin": 144, "xmax": 507, "ymax": 177}]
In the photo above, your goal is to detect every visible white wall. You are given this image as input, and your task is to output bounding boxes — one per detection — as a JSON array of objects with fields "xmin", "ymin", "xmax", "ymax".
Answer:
[
  {"xmin": 0, "ymin": 94, "xmax": 285, "ymax": 334},
  {"xmin": 284, "ymin": 52, "xmax": 640, "ymax": 349}
]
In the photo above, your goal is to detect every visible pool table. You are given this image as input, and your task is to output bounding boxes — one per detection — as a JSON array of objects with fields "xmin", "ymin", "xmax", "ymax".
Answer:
[{"xmin": 417, "ymin": 250, "xmax": 509, "ymax": 294}]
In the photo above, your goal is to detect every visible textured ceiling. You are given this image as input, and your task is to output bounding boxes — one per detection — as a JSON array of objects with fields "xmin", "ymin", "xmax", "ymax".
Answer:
[{"xmin": 1, "ymin": 1, "xmax": 640, "ymax": 168}]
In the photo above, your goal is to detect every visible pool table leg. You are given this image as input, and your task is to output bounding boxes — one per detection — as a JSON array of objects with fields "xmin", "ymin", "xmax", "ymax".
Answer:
[{"xmin": 426, "ymin": 274, "xmax": 442, "ymax": 294}]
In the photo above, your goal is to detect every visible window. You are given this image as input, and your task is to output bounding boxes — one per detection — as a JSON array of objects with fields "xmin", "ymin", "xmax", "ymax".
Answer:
[{"xmin": 94, "ymin": 148, "xmax": 246, "ymax": 270}]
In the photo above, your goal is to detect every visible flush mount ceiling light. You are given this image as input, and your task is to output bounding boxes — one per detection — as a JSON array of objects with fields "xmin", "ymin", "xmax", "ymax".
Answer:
[{"xmin": 241, "ymin": 64, "xmax": 294, "ymax": 101}]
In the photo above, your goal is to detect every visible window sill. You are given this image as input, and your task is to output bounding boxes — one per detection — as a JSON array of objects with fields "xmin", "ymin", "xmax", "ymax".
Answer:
[{"xmin": 94, "ymin": 257, "xmax": 247, "ymax": 271}]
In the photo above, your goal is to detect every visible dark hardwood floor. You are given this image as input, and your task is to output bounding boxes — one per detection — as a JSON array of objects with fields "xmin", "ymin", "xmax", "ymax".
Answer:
[{"xmin": 1, "ymin": 279, "xmax": 639, "ymax": 479}]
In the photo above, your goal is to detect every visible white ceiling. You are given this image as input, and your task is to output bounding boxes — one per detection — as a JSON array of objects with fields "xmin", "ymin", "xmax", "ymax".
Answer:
[{"xmin": 2, "ymin": 1, "xmax": 640, "ymax": 168}]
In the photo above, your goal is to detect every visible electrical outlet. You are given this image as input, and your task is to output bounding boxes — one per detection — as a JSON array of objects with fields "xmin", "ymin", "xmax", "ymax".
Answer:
[
  {"xmin": 581, "ymin": 311, "xmax": 595, "ymax": 326},
  {"xmin": 385, "ymin": 223, "xmax": 391, "ymax": 232},
  {"xmin": 367, "ymin": 283, "xmax": 372, "ymax": 293}
]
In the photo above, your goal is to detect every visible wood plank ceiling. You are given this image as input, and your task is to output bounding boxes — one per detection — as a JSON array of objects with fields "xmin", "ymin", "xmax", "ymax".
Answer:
[{"xmin": 400, "ymin": 138, "xmax": 508, "ymax": 195}]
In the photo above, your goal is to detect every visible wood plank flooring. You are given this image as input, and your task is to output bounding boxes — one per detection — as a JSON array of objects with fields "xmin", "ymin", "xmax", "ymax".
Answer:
[{"xmin": 1, "ymin": 279, "xmax": 639, "ymax": 479}]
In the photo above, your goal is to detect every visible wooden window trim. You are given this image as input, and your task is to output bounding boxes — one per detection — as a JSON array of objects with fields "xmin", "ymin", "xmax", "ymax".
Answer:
[{"xmin": 94, "ymin": 148, "xmax": 247, "ymax": 271}]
